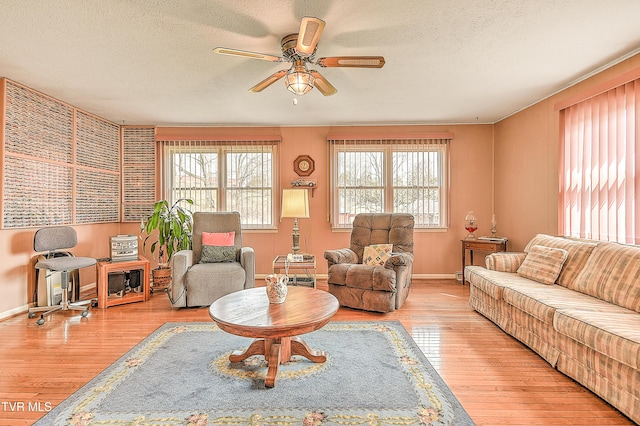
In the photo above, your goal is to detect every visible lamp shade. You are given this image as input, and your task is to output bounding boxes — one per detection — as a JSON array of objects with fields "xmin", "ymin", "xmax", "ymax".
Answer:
[
  {"xmin": 281, "ymin": 189, "xmax": 310, "ymax": 218},
  {"xmin": 285, "ymin": 61, "xmax": 316, "ymax": 95}
]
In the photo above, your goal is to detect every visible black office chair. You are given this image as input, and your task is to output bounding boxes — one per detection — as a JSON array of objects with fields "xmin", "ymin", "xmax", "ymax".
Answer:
[{"xmin": 28, "ymin": 226, "xmax": 97, "ymax": 325}]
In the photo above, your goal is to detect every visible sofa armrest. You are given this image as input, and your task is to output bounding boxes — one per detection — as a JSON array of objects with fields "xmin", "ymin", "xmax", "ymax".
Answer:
[
  {"xmin": 485, "ymin": 252, "xmax": 527, "ymax": 272},
  {"xmin": 384, "ymin": 252, "xmax": 414, "ymax": 269},
  {"xmin": 240, "ymin": 246, "xmax": 256, "ymax": 288},
  {"xmin": 324, "ymin": 248, "xmax": 358, "ymax": 266},
  {"xmin": 170, "ymin": 249, "xmax": 194, "ymax": 308}
]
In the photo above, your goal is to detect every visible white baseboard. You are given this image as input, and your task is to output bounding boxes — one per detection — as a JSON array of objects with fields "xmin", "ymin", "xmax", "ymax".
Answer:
[
  {"xmin": 0, "ymin": 304, "xmax": 29, "ymax": 321},
  {"xmin": 256, "ymin": 273, "xmax": 457, "ymax": 281},
  {"xmin": 0, "ymin": 282, "xmax": 98, "ymax": 321}
]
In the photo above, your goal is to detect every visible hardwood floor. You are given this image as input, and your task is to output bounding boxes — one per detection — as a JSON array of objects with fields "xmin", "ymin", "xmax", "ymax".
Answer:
[{"xmin": 0, "ymin": 280, "xmax": 632, "ymax": 425}]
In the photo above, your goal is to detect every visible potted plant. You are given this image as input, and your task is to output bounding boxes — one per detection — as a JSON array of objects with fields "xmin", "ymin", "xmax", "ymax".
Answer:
[{"xmin": 141, "ymin": 198, "xmax": 194, "ymax": 288}]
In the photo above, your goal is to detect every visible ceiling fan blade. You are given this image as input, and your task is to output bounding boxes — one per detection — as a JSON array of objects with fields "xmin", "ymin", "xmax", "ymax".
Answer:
[
  {"xmin": 213, "ymin": 47, "xmax": 285, "ymax": 63},
  {"xmin": 296, "ymin": 17, "xmax": 326, "ymax": 56},
  {"xmin": 317, "ymin": 56, "xmax": 385, "ymax": 68},
  {"xmin": 310, "ymin": 70, "xmax": 337, "ymax": 96},
  {"xmin": 248, "ymin": 70, "xmax": 288, "ymax": 92}
]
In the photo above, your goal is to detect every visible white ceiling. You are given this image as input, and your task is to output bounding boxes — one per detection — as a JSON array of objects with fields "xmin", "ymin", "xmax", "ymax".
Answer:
[{"xmin": 1, "ymin": 0, "xmax": 640, "ymax": 127}]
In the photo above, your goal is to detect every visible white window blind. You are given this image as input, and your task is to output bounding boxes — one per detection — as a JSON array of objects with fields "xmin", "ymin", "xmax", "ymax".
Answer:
[
  {"xmin": 559, "ymin": 79, "xmax": 640, "ymax": 244},
  {"xmin": 328, "ymin": 137, "xmax": 450, "ymax": 229},
  {"xmin": 161, "ymin": 139, "xmax": 278, "ymax": 229}
]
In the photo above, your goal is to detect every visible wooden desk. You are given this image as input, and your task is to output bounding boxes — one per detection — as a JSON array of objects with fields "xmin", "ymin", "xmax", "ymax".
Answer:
[
  {"xmin": 461, "ymin": 238, "xmax": 508, "ymax": 284},
  {"xmin": 97, "ymin": 256, "xmax": 150, "ymax": 308},
  {"xmin": 209, "ymin": 286, "xmax": 339, "ymax": 387}
]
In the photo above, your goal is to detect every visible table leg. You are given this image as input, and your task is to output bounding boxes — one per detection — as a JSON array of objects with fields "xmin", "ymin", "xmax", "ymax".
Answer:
[
  {"xmin": 229, "ymin": 336, "xmax": 327, "ymax": 388},
  {"xmin": 265, "ymin": 343, "xmax": 282, "ymax": 387},
  {"xmin": 229, "ymin": 339, "xmax": 265, "ymax": 363},
  {"xmin": 461, "ymin": 243, "xmax": 466, "ymax": 285},
  {"xmin": 291, "ymin": 336, "xmax": 326, "ymax": 362}
]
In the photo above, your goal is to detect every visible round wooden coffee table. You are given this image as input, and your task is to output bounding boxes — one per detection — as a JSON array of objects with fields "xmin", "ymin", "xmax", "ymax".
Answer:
[{"xmin": 209, "ymin": 286, "xmax": 339, "ymax": 387}]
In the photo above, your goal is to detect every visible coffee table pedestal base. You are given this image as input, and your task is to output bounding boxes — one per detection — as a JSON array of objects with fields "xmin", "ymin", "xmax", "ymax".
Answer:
[{"xmin": 229, "ymin": 336, "xmax": 326, "ymax": 387}]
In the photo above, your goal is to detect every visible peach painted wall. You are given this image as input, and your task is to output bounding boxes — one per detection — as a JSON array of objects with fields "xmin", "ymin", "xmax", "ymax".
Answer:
[
  {"xmin": 156, "ymin": 124, "xmax": 496, "ymax": 277},
  {"xmin": 0, "ymin": 224, "xmax": 122, "ymax": 319},
  {"xmin": 1, "ymin": 122, "xmax": 495, "ymax": 317},
  {"xmin": 494, "ymin": 53, "xmax": 640, "ymax": 251}
]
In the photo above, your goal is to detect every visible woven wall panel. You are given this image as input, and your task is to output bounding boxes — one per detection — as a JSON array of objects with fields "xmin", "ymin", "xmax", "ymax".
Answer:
[
  {"xmin": 122, "ymin": 127, "xmax": 156, "ymax": 222},
  {"xmin": 3, "ymin": 157, "xmax": 73, "ymax": 227},
  {"xmin": 76, "ymin": 169, "xmax": 120, "ymax": 223},
  {"xmin": 76, "ymin": 111, "xmax": 120, "ymax": 172},
  {"xmin": 4, "ymin": 81, "xmax": 74, "ymax": 163},
  {"xmin": 2, "ymin": 80, "xmax": 122, "ymax": 228}
]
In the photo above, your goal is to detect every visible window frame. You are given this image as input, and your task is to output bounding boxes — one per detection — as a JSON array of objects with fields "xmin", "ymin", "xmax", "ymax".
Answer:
[
  {"xmin": 329, "ymin": 139, "xmax": 449, "ymax": 230},
  {"xmin": 163, "ymin": 141, "xmax": 278, "ymax": 230}
]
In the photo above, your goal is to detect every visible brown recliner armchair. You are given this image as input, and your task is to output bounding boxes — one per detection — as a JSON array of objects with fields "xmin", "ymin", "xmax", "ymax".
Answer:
[{"xmin": 323, "ymin": 213, "xmax": 414, "ymax": 313}]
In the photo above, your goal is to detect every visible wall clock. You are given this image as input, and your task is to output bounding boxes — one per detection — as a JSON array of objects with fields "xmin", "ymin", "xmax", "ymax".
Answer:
[{"xmin": 293, "ymin": 155, "xmax": 315, "ymax": 177}]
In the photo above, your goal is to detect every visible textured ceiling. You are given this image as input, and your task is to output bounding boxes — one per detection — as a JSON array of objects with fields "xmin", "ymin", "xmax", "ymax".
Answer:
[{"xmin": 1, "ymin": 0, "xmax": 640, "ymax": 126}]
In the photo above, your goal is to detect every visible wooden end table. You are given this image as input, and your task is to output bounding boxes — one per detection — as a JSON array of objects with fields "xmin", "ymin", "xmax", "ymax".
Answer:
[
  {"xmin": 209, "ymin": 286, "xmax": 339, "ymax": 388},
  {"xmin": 96, "ymin": 256, "xmax": 150, "ymax": 308},
  {"xmin": 272, "ymin": 254, "xmax": 316, "ymax": 287},
  {"xmin": 461, "ymin": 238, "xmax": 508, "ymax": 284}
]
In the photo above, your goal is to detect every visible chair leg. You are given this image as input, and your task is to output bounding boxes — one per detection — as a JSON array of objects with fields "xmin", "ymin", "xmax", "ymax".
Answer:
[{"xmin": 28, "ymin": 270, "xmax": 92, "ymax": 325}]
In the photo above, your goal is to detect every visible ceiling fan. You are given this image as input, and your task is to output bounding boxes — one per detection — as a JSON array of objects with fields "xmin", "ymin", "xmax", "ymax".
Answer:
[{"xmin": 213, "ymin": 16, "xmax": 385, "ymax": 96}]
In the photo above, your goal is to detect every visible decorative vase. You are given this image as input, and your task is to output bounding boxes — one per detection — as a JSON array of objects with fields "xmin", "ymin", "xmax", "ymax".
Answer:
[
  {"xmin": 265, "ymin": 274, "xmax": 288, "ymax": 304},
  {"xmin": 464, "ymin": 211, "xmax": 478, "ymax": 239}
]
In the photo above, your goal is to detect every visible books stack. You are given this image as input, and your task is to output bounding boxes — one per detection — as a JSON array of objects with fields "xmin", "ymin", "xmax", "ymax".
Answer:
[{"xmin": 477, "ymin": 236, "xmax": 508, "ymax": 243}]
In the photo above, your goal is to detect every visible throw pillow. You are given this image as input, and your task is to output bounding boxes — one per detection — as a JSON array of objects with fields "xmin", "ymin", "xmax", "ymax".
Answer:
[
  {"xmin": 200, "ymin": 245, "xmax": 236, "ymax": 263},
  {"xmin": 517, "ymin": 245, "xmax": 569, "ymax": 285},
  {"xmin": 362, "ymin": 244, "xmax": 393, "ymax": 266},
  {"xmin": 202, "ymin": 231, "xmax": 235, "ymax": 246}
]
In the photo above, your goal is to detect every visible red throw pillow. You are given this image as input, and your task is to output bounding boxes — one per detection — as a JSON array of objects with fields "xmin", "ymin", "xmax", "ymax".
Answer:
[{"xmin": 202, "ymin": 231, "xmax": 235, "ymax": 246}]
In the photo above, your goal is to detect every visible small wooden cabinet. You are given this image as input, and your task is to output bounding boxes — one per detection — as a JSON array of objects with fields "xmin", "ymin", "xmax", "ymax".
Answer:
[
  {"xmin": 461, "ymin": 238, "xmax": 508, "ymax": 284},
  {"xmin": 97, "ymin": 256, "xmax": 150, "ymax": 308}
]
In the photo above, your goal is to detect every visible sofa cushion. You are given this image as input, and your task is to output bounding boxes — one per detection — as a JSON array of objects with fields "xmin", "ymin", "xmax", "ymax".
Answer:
[
  {"xmin": 200, "ymin": 245, "xmax": 236, "ymax": 263},
  {"xmin": 517, "ymin": 245, "xmax": 568, "ymax": 285},
  {"xmin": 502, "ymin": 282, "xmax": 615, "ymax": 324},
  {"xmin": 362, "ymin": 244, "xmax": 393, "ymax": 266},
  {"xmin": 202, "ymin": 231, "xmax": 235, "ymax": 246},
  {"xmin": 466, "ymin": 266, "xmax": 533, "ymax": 301},
  {"xmin": 524, "ymin": 234, "xmax": 597, "ymax": 288},
  {"xmin": 572, "ymin": 242, "xmax": 640, "ymax": 313},
  {"xmin": 554, "ymin": 307, "xmax": 640, "ymax": 370},
  {"xmin": 328, "ymin": 263, "xmax": 396, "ymax": 292}
]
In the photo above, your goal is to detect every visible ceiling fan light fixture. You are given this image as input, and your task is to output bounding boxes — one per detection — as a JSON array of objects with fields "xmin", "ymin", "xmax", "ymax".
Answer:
[{"xmin": 285, "ymin": 62, "xmax": 315, "ymax": 95}]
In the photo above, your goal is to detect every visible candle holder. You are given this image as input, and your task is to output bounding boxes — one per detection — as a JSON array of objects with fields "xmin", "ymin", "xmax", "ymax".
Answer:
[{"xmin": 464, "ymin": 211, "xmax": 478, "ymax": 239}]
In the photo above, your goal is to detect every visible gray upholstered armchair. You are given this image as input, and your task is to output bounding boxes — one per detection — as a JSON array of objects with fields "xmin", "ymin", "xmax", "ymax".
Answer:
[
  {"xmin": 324, "ymin": 213, "xmax": 414, "ymax": 313},
  {"xmin": 170, "ymin": 212, "xmax": 255, "ymax": 308}
]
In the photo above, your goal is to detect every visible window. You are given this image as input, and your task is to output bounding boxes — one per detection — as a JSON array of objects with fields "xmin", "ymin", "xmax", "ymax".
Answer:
[
  {"xmin": 328, "ymin": 137, "xmax": 450, "ymax": 228},
  {"xmin": 162, "ymin": 140, "xmax": 278, "ymax": 229},
  {"xmin": 559, "ymin": 78, "xmax": 640, "ymax": 244}
]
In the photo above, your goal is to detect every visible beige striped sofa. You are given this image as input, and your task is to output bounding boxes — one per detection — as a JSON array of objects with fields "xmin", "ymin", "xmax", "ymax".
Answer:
[{"xmin": 466, "ymin": 234, "xmax": 640, "ymax": 424}]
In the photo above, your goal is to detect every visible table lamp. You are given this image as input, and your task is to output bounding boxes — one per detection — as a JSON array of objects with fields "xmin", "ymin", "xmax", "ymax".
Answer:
[{"xmin": 281, "ymin": 188, "xmax": 310, "ymax": 253}]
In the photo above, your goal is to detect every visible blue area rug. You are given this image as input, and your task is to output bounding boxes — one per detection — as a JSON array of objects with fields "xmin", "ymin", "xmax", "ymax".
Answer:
[{"xmin": 35, "ymin": 321, "xmax": 474, "ymax": 425}]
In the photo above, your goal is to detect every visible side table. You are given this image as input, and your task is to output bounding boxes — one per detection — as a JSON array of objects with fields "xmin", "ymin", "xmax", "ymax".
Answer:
[
  {"xmin": 97, "ymin": 256, "xmax": 150, "ymax": 308},
  {"xmin": 461, "ymin": 238, "xmax": 508, "ymax": 284},
  {"xmin": 272, "ymin": 255, "xmax": 316, "ymax": 288}
]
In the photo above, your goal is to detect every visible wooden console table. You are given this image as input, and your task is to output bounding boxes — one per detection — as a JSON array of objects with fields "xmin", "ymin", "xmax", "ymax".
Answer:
[
  {"xmin": 97, "ymin": 256, "xmax": 150, "ymax": 308},
  {"xmin": 461, "ymin": 238, "xmax": 508, "ymax": 284}
]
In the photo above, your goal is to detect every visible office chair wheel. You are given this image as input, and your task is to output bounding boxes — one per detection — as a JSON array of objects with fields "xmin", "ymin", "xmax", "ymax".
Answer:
[
  {"xmin": 81, "ymin": 309, "xmax": 89, "ymax": 317},
  {"xmin": 36, "ymin": 316, "xmax": 45, "ymax": 326},
  {"xmin": 28, "ymin": 312, "xmax": 36, "ymax": 318}
]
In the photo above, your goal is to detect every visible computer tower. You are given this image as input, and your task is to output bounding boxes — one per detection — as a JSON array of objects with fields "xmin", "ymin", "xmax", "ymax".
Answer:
[{"xmin": 35, "ymin": 252, "xmax": 80, "ymax": 307}]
